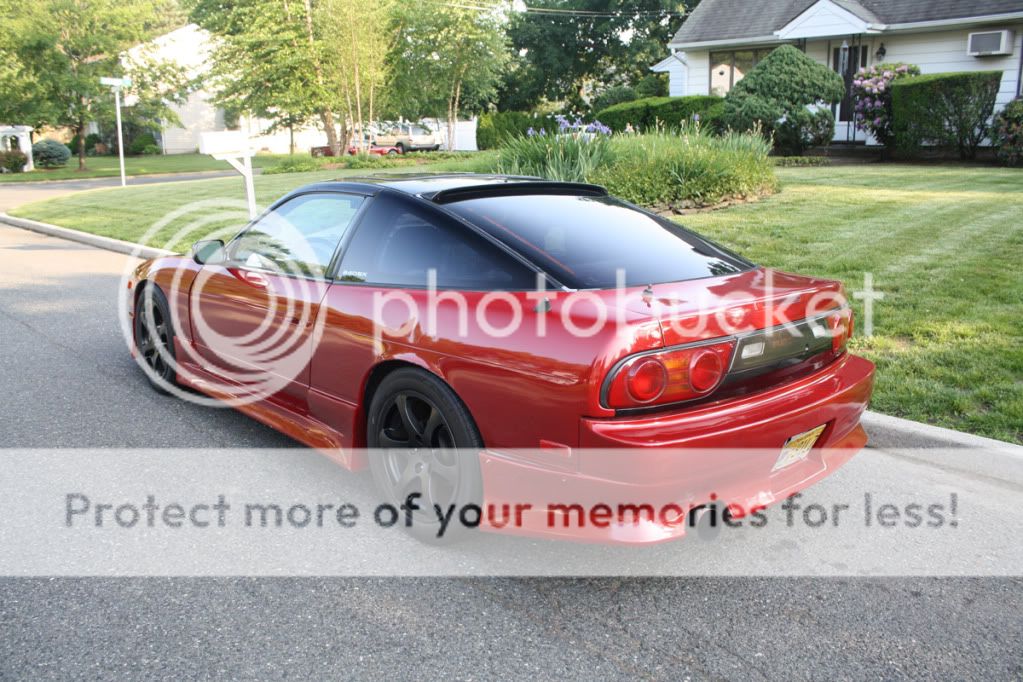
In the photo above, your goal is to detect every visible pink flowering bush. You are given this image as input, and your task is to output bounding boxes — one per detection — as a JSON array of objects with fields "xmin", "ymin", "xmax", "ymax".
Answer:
[
  {"xmin": 993, "ymin": 97, "xmax": 1023, "ymax": 167},
  {"xmin": 852, "ymin": 62, "xmax": 920, "ymax": 146}
]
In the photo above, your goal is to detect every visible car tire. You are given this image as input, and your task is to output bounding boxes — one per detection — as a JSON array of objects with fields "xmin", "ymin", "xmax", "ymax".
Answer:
[
  {"xmin": 431, "ymin": 145, "xmax": 440, "ymax": 151},
  {"xmin": 133, "ymin": 284, "xmax": 177, "ymax": 394},
  {"xmin": 366, "ymin": 367, "xmax": 484, "ymax": 543},
  {"xmin": 387, "ymin": 149, "xmax": 398, "ymax": 156},
  {"xmin": 395, "ymin": 143, "xmax": 406, "ymax": 154}
]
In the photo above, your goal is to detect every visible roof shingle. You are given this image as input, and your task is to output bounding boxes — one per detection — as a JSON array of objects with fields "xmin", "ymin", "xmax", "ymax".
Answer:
[{"xmin": 671, "ymin": 0, "xmax": 1023, "ymax": 46}]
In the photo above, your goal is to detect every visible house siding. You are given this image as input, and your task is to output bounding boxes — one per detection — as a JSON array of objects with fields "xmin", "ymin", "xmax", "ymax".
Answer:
[{"xmin": 676, "ymin": 24, "xmax": 1023, "ymax": 144}]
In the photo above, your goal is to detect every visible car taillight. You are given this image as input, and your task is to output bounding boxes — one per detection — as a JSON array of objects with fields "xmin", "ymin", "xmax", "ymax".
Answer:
[
  {"xmin": 828, "ymin": 308, "xmax": 854, "ymax": 353},
  {"xmin": 605, "ymin": 340, "xmax": 736, "ymax": 409}
]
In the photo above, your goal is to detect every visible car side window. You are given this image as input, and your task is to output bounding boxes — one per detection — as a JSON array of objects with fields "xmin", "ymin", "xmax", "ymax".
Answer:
[
  {"xmin": 337, "ymin": 193, "xmax": 537, "ymax": 290},
  {"xmin": 228, "ymin": 192, "xmax": 364, "ymax": 279}
]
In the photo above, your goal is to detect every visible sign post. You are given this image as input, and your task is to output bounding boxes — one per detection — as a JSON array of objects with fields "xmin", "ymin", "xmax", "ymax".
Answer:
[
  {"xmin": 200, "ymin": 131, "xmax": 258, "ymax": 219},
  {"xmin": 100, "ymin": 76, "xmax": 132, "ymax": 187}
]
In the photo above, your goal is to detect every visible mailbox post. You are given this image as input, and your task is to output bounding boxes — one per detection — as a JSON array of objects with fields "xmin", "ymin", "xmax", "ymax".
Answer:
[{"xmin": 200, "ymin": 131, "xmax": 258, "ymax": 220}]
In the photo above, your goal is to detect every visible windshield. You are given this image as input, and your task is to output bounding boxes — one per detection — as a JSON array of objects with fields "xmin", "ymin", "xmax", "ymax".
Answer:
[{"xmin": 445, "ymin": 193, "xmax": 754, "ymax": 289}]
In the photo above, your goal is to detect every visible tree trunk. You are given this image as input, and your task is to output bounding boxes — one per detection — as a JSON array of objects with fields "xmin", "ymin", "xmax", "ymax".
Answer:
[
  {"xmin": 320, "ymin": 110, "xmax": 339, "ymax": 156},
  {"xmin": 77, "ymin": 118, "xmax": 86, "ymax": 171},
  {"xmin": 447, "ymin": 78, "xmax": 462, "ymax": 152},
  {"xmin": 289, "ymin": 122, "xmax": 295, "ymax": 156}
]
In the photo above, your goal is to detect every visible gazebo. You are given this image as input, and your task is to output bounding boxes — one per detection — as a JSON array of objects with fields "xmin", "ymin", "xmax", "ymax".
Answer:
[{"xmin": 0, "ymin": 125, "xmax": 34, "ymax": 172}]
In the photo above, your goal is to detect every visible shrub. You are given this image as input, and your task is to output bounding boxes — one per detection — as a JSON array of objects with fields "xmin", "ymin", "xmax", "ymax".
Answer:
[
  {"xmin": 0, "ymin": 150, "xmax": 28, "ymax": 172},
  {"xmin": 595, "ymin": 95, "xmax": 724, "ymax": 132},
  {"xmin": 492, "ymin": 124, "xmax": 776, "ymax": 209},
  {"xmin": 128, "ymin": 132, "xmax": 158, "ymax": 156},
  {"xmin": 142, "ymin": 144, "xmax": 161, "ymax": 155},
  {"xmin": 592, "ymin": 127, "xmax": 776, "ymax": 209},
  {"xmin": 476, "ymin": 111, "xmax": 559, "ymax": 150},
  {"xmin": 32, "ymin": 139, "xmax": 71, "ymax": 168},
  {"xmin": 262, "ymin": 156, "xmax": 326, "ymax": 175},
  {"xmin": 722, "ymin": 45, "xmax": 845, "ymax": 154},
  {"xmin": 773, "ymin": 155, "xmax": 830, "ymax": 167},
  {"xmin": 892, "ymin": 71, "xmax": 1002, "ymax": 159},
  {"xmin": 494, "ymin": 128, "xmax": 614, "ymax": 182},
  {"xmin": 993, "ymin": 97, "xmax": 1023, "ymax": 166},
  {"xmin": 634, "ymin": 73, "xmax": 668, "ymax": 99},
  {"xmin": 590, "ymin": 85, "xmax": 637, "ymax": 114},
  {"xmin": 851, "ymin": 63, "xmax": 921, "ymax": 146}
]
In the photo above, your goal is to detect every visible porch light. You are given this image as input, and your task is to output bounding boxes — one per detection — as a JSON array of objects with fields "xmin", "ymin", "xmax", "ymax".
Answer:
[{"xmin": 875, "ymin": 43, "xmax": 886, "ymax": 61}]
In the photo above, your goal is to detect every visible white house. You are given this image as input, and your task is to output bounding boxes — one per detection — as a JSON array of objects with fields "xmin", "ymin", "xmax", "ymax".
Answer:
[{"xmin": 656, "ymin": 0, "xmax": 1023, "ymax": 143}]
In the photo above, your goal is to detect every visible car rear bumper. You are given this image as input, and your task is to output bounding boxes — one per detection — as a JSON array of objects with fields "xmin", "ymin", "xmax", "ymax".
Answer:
[{"xmin": 478, "ymin": 353, "xmax": 875, "ymax": 544}]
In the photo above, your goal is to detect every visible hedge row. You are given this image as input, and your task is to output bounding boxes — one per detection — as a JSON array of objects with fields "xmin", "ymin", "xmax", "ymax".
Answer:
[
  {"xmin": 892, "ymin": 70, "xmax": 1002, "ymax": 159},
  {"xmin": 593, "ymin": 95, "xmax": 724, "ymax": 132},
  {"xmin": 476, "ymin": 112, "xmax": 560, "ymax": 150}
]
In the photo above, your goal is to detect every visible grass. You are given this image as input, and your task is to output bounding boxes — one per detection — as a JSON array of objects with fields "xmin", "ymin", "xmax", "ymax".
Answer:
[
  {"xmin": 9, "ymin": 156, "xmax": 491, "ymax": 247},
  {"xmin": 9, "ymin": 161, "xmax": 1021, "ymax": 442},
  {"xmin": 0, "ymin": 153, "xmax": 287, "ymax": 183},
  {"xmin": 681, "ymin": 164, "xmax": 1023, "ymax": 443}
]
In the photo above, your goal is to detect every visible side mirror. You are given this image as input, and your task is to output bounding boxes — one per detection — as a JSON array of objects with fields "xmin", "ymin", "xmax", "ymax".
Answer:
[{"xmin": 192, "ymin": 239, "xmax": 225, "ymax": 265}]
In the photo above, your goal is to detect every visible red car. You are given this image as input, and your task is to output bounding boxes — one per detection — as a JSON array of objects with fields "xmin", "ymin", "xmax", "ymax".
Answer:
[
  {"xmin": 128, "ymin": 174, "xmax": 874, "ymax": 543},
  {"xmin": 346, "ymin": 144, "xmax": 401, "ymax": 156}
]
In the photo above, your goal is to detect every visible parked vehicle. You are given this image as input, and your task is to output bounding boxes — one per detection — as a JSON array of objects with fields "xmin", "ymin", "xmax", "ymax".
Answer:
[
  {"xmin": 346, "ymin": 144, "xmax": 401, "ymax": 156},
  {"xmin": 373, "ymin": 123, "xmax": 441, "ymax": 153},
  {"xmin": 128, "ymin": 174, "xmax": 873, "ymax": 543}
]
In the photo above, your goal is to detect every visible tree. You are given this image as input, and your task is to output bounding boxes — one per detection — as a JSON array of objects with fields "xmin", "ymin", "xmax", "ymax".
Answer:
[
  {"xmin": 500, "ymin": 0, "xmax": 690, "ymax": 111},
  {"xmin": 3, "ymin": 0, "xmax": 181, "ymax": 169},
  {"xmin": 188, "ymin": 0, "xmax": 345, "ymax": 155},
  {"xmin": 387, "ymin": 1, "xmax": 510, "ymax": 149},
  {"xmin": 318, "ymin": 0, "xmax": 396, "ymax": 151},
  {"xmin": 722, "ymin": 45, "xmax": 845, "ymax": 154}
]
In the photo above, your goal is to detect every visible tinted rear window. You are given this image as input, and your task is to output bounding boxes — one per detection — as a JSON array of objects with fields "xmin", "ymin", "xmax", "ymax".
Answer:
[{"xmin": 445, "ymin": 194, "xmax": 753, "ymax": 289}]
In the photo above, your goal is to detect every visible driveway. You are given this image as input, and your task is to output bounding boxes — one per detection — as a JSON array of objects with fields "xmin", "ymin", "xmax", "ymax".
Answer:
[
  {"xmin": 0, "ymin": 170, "xmax": 256, "ymax": 212},
  {"xmin": 0, "ymin": 224, "xmax": 1021, "ymax": 679}
]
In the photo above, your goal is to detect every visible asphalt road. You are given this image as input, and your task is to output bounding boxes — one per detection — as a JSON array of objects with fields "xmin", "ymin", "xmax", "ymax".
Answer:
[{"xmin": 0, "ymin": 223, "xmax": 1021, "ymax": 680}]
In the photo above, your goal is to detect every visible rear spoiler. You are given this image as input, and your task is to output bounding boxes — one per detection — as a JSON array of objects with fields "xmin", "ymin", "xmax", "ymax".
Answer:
[{"xmin": 428, "ymin": 181, "xmax": 608, "ymax": 204}]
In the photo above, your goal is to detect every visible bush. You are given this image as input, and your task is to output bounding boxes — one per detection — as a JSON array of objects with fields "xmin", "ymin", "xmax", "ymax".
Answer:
[
  {"xmin": 141, "ymin": 144, "xmax": 161, "ymax": 156},
  {"xmin": 993, "ymin": 97, "xmax": 1023, "ymax": 166},
  {"xmin": 851, "ymin": 63, "xmax": 921, "ymax": 146},
  {"xmin": 128, "ymin": 132, "xmax": 158, "ymax": 156},
  {"xmin": 595, "ymin": 95, "xmax": 724, "ymax": 132},
  {"xmin": 0, "ymin": 150, "xmax": 28, "ymax": 172},
  {"xmin": 476, "ymin": 111, "xmax": 559, "ymax": 150},
  {"xmin": 722, "ymin": 45, "xmax": 845, "ymax": 154},
  {"xmin": 634, "ymin": 73, "xmax": 668, "ymax": 99},
  {"xmin": 773, "ymin": 155, "xmax": 830, "ymax": 167},
  {"xmin": 892, "ymin": 71, "xmax": 1002, "ymax": 159},
  {"xmin": 494, "ymin": 129, "xmax": 614, "ymax": 182},
  {"xmin": 492, "ymin": 124, "xmax": 776, "ymax": 210},
  {"xmin": 262, "ymin": 156, "xmax": 327, "ymax": 175},
  {"xmin": 32, "ymin": 139, "xmax": 71, "ymax": 168},
  {"xmin": 590, "ymin": 85, "xmax": 637, "ymax": 114},
  {"xmin": 592, "ymin": 128, "xmax": 776, "ymax": 209}
]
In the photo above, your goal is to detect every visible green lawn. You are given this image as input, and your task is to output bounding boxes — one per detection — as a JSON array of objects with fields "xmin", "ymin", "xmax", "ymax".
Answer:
[
  {"xmin": 10, "ymin": 162, "xmax": 1022, "ymax": 443},
  {"xmin": 682, "ymin": 165, "xmax": 1023, "ymax": 443},
  {"xmin": 0, "ymin": 152, "xmax": 287, "ymax": 183}
]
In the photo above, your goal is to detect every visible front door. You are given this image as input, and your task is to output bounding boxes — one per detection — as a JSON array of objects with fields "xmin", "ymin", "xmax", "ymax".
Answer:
[
  {"xmin": 190, "ymin": 191, "xmax": 366, "ymax": 411},
  {"xmin": 832, "ymin": 44, "xmax": 869, "ymax": 123}
]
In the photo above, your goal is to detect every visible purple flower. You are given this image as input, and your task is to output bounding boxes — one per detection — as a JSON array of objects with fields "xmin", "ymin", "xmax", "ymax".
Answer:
[{"xmin": 526, "ymin": 127, "xmax": 536, "ymax": 137}]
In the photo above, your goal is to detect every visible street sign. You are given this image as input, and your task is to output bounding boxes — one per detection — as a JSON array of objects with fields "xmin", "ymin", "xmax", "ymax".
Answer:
[{"xmin": 99, "ymin": 76, "xmax": 132, "ymax": 88}]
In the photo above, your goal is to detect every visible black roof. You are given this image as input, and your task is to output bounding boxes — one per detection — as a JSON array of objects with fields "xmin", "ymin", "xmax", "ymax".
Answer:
[
  {"xmin": 671, "ymin": 0, "xmax": 1023, "ymax": 46},
  {"xmin": 288, "ymin": 173, "xmax": 608, "ymax": 203}
]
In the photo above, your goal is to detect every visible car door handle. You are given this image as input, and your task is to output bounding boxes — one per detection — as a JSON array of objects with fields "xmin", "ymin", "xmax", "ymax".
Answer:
[{"xmin": 239, "ymin": 270, "xmax": 268, "ymax": 288}]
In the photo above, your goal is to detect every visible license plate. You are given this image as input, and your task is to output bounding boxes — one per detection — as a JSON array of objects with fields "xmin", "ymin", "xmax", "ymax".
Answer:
[{"xmin": 772, "ymin": 424, "xmax": 828, "ymax": 472}]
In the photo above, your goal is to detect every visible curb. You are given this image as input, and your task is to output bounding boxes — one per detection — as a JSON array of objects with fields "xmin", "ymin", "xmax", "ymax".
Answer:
[
  {"xmin": 1, "ymin": 211, "xmax": 1020, "ymax": 454},
  {"xmin": 862, "ymin": 411, "xmax": 1023, "ymax": 453},
  {"xmin": 0, "ymin": 213, "xmax": 174, "ymax": 260}
]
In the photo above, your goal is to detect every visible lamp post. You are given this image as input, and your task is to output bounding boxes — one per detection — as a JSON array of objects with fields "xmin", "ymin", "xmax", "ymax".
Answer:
[{"xmin": 100, "ymin": 76, "xmax": 132, "ymax": 187}]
